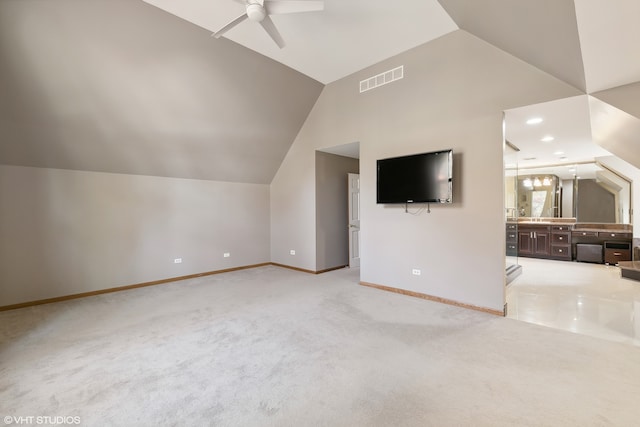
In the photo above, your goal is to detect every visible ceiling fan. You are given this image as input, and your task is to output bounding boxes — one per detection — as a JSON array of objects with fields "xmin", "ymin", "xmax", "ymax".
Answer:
[{"xmin": 212, "ymin": 0, "xmax": 324, "ymax": 49}]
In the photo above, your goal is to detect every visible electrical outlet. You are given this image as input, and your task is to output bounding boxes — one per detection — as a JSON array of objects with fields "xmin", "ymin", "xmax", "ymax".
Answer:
[
  {"xmin": 223, "ymin": 253, "xmax": 230, "ymax": 258},
  {"xmin": 412, "ymin": 269, "xmax": 421, "ymax": 276},
  {"xmin": 290, "ymin": 250, "xmax": 296, "ymax": 255},
  {"xmin": 174, "ymin": 258, "xmax": 182, "ymax": 264}
]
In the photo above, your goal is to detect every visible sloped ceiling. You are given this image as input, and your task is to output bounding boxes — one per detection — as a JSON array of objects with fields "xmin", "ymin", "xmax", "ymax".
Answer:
[
  {"xmin": 439, "ymin": 0, "xmax": 587, "ymax": 92},
  {"xmin": 2, "ymin": 0, "xmax": 640, "ymax": 182},
  {"xmin": 0, "ymin": 0, "xmax": 323, "ymax": 184},
  {"xmin": 141, "ymin": 0, "xmax": 458, "ymax": 85}
]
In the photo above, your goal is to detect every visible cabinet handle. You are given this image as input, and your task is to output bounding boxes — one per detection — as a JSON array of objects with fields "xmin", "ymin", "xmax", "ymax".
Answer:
[
  {"xmin": 559, "ymin": 249, "xmax": 563, "ymax": 253},
  {"xmin": 534, "ymin": 232, "xmax": 537, "ymax": 238},
  {"xmin": 614, "ymin": 252, "xmax": 621, "ymax": 256},
  {"xmin": 559, "ymin": 237, "xmax": 563, "ymax": 240},
  {"xmin": 611, "ymin": 234, "xmax": 616, "ymax": 237}
]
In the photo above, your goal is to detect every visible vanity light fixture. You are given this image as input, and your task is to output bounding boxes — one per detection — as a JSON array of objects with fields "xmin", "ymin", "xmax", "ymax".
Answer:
[
  {"xmin": 542, "ymin": 176, "xmax": 551, "ymax": 186},
  {"xmin": 526, "ymin": 117, "xmax": 543, "ymax": 125},
  {"xmin": 554, "ymin": 151, "xmax": 564, "ymax": 155},
  {"xmin": 523, "ymin": 178, "xmax": 533, "ymax": 188},
  {"xmin": 541, "ymin": 136, "xmax": 555, "ymax": 142},
  {"xmin": 533, "ymin": 177, "xmax": 542, "ymax": 187}
]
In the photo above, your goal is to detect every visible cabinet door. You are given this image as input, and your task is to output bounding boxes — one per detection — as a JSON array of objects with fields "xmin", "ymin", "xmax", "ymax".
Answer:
[
  {"xmin": 533, "ymin": 231, "xmax": 550, "ymax": 256},
  {"xmin": 518, "ymin": 231, "xmax": 533, "ymax": 255}
]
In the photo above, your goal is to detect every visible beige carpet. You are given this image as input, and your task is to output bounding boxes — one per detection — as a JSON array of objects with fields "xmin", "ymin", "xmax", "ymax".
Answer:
[{"xmin": 1, "ymin": 265, "xmax": 639, "ymax": 426}]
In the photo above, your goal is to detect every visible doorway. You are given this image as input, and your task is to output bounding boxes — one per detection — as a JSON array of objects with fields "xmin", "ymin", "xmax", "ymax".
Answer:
[
  {"xmin": 348, "ymin": 172, "xmax": 360, "ymax": 268},
  {"xmin": 503, "ymin": 95, "xmax": 639, "ymax": 345},
  {"xmin": 315, "ymin": 142, "xmax": 360, "ymax": 273}
]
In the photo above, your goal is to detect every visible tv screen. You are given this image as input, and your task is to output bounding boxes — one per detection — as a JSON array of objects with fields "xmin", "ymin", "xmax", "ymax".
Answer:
[{"xmin": 377, "ymin": 149, "xmax": 453, "ymax": 204}]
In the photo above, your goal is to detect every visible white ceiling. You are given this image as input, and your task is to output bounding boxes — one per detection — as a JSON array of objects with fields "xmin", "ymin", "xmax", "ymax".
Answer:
[
  {"xmin": 505, "ymin": 95, "xmax": 611, "ymax": 169},
  {"xmin": 3, "ymin": 1, "xmax": 639, "ymax": 182},
  {"xmin": 575, "ymin": 0, "xmax": 640, "ymax": 93},
  {"xmin": 141, "ymin": 0, "xmax": 459, "ymax": 84},
  {"xmin": 142, "ymin": 0, "xmax": 640, "ymax": 170},
  {"xmin": 142, "ymin": 0, "xmax": 640, "ymax": 92}
]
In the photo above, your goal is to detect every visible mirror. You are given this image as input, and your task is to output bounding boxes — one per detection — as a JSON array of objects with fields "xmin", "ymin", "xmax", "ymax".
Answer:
[
  {"xmin": 507, "ymin": 162, "xmax": 631, "ymax": 223},
  {"xmin": 516, "ymin": 174, "xmax": 559, "ymax": 218}
]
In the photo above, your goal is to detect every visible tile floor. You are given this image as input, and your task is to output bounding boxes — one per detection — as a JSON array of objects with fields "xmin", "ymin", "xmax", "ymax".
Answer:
[{"xmin": 506, "ymin": 257, "xmax": 640, "ymax": 347}]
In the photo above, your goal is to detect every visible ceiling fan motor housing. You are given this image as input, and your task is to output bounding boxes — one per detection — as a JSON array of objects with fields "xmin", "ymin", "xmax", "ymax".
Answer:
[{"xmin": 247, "ymin": 3, "xmax": 266, "ymax": 22}]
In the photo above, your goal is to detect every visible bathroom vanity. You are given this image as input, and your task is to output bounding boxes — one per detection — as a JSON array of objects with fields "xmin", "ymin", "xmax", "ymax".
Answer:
[{"xmin": 507, "ymin": 218, "xmax": 633, "ymax": 264}]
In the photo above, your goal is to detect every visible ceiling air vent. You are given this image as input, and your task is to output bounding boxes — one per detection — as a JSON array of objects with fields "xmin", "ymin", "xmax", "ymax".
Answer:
[{"xmin": 359, "ymin": 66, "xmax": 403, "ymax": 93}]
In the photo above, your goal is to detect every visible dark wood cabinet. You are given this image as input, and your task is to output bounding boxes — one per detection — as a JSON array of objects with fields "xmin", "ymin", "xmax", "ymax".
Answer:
[
  {"xmin": 513, "ymin": 223, "xmax": 632, "ymax": 263},
  {"xmin": 533, "ymin": 231, "xmax": 550, "ymax": 255},
  {"xmin": 506, "ymin": 223, "xmax": 517, "ymax": 256},
  {"xmin": 518, "ymin": 226, "xmax": 550, "ymax": 257},
  {"xmin": 604, "ymin": 241, "xmax": 632, "ymax": 265},
  {"xmin": 550, "ymin": 226, "xmax": 572, "ymax": 260},
  {"xmin": 518, "ymin": 231, "xmax": 534, "ymax": 255},
  {"xmin": 572, "ymin": 227, "xmax": 632, "ymax": 263}
]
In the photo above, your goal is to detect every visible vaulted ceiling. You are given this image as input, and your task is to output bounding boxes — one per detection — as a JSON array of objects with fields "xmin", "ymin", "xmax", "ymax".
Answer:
[
  {"xmin": 1, "ymin": 0, "xmax": 639, "ymax": 183},
  {"xmin": 0, "ymin": 0, "xmax": 323, "ymax": 183}
]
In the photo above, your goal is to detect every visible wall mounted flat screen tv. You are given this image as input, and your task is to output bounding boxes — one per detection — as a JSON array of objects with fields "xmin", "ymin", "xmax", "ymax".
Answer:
[{"xmin": 377, "ymin": 149, "xmax": 453, "ymax": 204}]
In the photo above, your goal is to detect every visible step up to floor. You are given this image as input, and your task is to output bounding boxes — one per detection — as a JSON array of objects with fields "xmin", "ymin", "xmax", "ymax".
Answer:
[{"xmin": 618, "ymin": 261, "xmax": 640, "ymax": 282}]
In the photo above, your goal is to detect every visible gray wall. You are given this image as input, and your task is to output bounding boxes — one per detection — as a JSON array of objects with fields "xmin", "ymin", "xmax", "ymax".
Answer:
[
  {"xmin": 315, "ymin": 152, "xmax": 359, "ymax": 271},
  {"xmin": 0, "ymin": 165, "xmax": 270, "ymax": 306},
  {"xmin": 271, "ymin": 30, "xmax": 581, "ymax": 311},
  {"xmin": 576, "ymin": 179, "xmax": 616, "ymax": 223},
  {"xmin": 0, "ymin": 0, "xmax": 322, "ymax": 184}
]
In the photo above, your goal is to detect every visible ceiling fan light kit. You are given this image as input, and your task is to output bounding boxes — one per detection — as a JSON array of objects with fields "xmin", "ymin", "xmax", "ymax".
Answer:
[
  {"xmin": 213, "ymin": 0, "xmax": 325, "ymax": 49},
  {"xmin": 246, "ymin": 3, "xmax": 267, "ymax": 22}
]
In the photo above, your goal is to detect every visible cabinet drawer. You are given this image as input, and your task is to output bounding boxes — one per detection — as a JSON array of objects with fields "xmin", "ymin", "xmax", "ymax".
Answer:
[
  {"xmin": 551, "ymin": 225, "xmax": 572, "ymax": 232},
  {"xmin": 604, "ymin": 249, "xmax": 631, "ymax": 264},
  {"xmin": 552, "ymin": 232, "xmax": 570, "ymax": 244},
  {"xmin": 598, "ymin": 232, "xmax": 632, "ymax": 239},
  {"xmin": 551, "ymin": 245, "xmax": 571, "ymax": 258},
  {"xmin": 573, "ymin": 231, "xmax": 598, "ymax": 237}
]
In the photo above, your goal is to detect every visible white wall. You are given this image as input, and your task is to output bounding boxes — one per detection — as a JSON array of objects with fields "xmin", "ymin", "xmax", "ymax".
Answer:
[
  {"xmin": 271, "ymin": 30, "xmax": 581, "ymax": 311},
  {"xmin": 0, "ymin": 165, "xmax": 270, "ymax": 306}
]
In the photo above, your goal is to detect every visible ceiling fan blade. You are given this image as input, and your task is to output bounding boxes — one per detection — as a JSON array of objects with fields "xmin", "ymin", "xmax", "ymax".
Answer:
[
  {"xmin": 259, "ymin": 15, "xmax": 285, "ymax": 48},
  {"xmin": 264, "ymin": 0, "xmax": 324, "ymax": 15},
  {"xmin": 233, "ymin": 0, "xmax": 265, "ymax": 4},
  {"xmin": 212, "ymin": 13, "xmax": 249, "ymax": 38}
]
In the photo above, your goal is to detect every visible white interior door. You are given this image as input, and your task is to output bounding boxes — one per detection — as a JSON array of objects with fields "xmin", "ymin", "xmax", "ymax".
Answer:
[{"xmin": 348, "ymin": 173, "xmax": 360, "ymax": 268}]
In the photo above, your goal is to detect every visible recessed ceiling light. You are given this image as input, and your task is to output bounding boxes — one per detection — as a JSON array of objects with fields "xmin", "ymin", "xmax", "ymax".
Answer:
[
  {"xmin": 554, "ymin": 151, "xmax": 564, "ymax": 155},
  {"xmin": 559, "ymin": 156, "xmax": 568, "ymax": 161},
  {"xmin": 522, "ymin": 157, "xmax": 537, "ymax": 161},
  {"xmin": 526, "ymin": 117, "xmax": 543, "ymax": 125},
  {"xmin": 541, "ymin": 136, "xmax": 554, "ymax": 142}
]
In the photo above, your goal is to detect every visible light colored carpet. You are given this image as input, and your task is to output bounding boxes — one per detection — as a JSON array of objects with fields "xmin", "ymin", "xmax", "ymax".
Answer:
[{"xmin": 1, "ymin": 265, "xmax": 639, "ymax": 426}]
